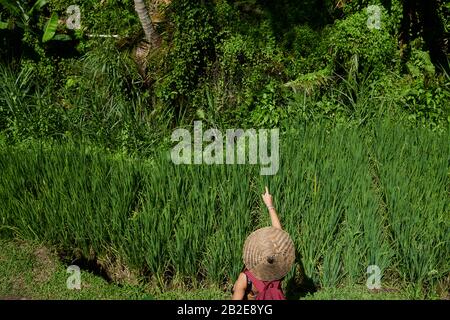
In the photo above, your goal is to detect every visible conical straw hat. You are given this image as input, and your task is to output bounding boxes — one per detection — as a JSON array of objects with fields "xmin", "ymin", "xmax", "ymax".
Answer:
[{"xmin": 243, "ymin": 227, "xmax": 295, "ymax": 281}]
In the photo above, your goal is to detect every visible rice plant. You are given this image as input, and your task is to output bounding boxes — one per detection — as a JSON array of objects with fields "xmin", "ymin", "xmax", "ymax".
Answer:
[
  {"xmin": 369, "ymin": 121, "xmax": 449, "ymax": 293},
  {"xmin": 0, "ymin": 123, "xmax": 448, "ymax": 295}
]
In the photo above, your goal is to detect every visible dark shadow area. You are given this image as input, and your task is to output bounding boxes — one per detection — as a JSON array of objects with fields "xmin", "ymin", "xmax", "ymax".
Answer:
[
  {"xmin": 230, "ymin": 0, "xmax": 334, "ymax": 42},
  {"xmin": 44, "ymin": 38, "xmax": 81, "ymax": 60},
  {"xmin": 285, "ymin": 251, "xmax": 317, "ymax": 299},
  {"xmin": 59, "ymin": 252, "xmax": 113, "ymax": 284},
  {"xmin": 0, "ymin": 30, "xmax": 23, "ymax": 64},
  {"xmin": 400, "ymin": 0, "xmax": 449, "ymax": 73},
  {"xmin": 258, "ymin": 0, "xmax": 334, "ymax": 35},
  {"xmin": 381, "ymin": 0, "xmax": 393, "ymax": 13}
]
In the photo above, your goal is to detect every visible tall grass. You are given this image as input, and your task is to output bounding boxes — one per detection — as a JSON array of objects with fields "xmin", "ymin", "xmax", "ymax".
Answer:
[
  {"xmin": 0, "ymin": 43, "xmax": 173, "ymax": 155},
  {"xmin": 0, "ymin": 63, "xmax": 65, "ymax": 141},
  {"xmin": 0, "ymin": 123, "xmax": 448, "ymax": 294},
  {"xmin": 369, "ymin": 121, "xmax": 450, "ymax": 294},
  {"xmin": 264, "ymin": 125, "xmax": 392, "ymax": 288}
]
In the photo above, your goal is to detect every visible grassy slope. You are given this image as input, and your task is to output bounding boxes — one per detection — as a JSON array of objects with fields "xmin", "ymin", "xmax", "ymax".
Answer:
[{"xmin": 0, "ymin": 240, "xmax": 421, "ymax": 300}]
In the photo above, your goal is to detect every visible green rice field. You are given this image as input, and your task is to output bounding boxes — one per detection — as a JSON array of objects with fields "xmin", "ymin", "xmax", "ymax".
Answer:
[{"xmin": 0, "ymin": 122, "xmax": 449, "ymax": 298}]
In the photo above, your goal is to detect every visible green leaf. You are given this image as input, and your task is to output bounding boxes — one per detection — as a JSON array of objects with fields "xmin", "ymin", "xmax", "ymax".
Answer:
[
  {"xmin": 29, "ymin": 0, "xmax": 47, "ymax": 15},
  {"xmin": 0, "ymin": 0, "xmax": 21, "ymax": 16},
  {"xmin": 52, "ymin": 34, "xmax": 72, "ymax": 41},
  {"xmin": 42, "ymin": 12, "xmax": 58, "ymax": 43},
  {"xmin": 0, "ymin": 20, "xmax": 8, "ymax": 29}
]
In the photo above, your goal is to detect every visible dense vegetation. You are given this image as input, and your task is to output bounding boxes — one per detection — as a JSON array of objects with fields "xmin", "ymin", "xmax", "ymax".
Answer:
[
  {"xmin": 0, "ymin": 0, "xmax": 449, "ymax": 298},
  {"xmin": 0, "ymin": 124, "xmax": 448, "ymax": 297},
  {"xmin": 1, "ymin": 0, "xmax": 449, "ymax": 150}
]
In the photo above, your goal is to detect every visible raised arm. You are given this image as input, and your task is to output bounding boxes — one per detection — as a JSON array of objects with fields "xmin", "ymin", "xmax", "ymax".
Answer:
[{"xmin": 262, "ymin": 186, "xmax": 282, "ymax": 230}]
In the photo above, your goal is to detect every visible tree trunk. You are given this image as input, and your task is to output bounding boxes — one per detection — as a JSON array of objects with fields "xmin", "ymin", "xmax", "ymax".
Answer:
[{"xmin": 134, "ymin": 0, "xmax": 160, "ymax": 45}]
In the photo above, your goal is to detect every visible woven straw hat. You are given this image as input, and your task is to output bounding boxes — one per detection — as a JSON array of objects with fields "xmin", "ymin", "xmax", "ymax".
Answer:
[{"xmin": 243, "ymin": 227, "xmax": 295, "ymax": 281}]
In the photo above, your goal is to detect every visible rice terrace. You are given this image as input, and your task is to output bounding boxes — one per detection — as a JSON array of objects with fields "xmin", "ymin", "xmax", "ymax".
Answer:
[{"xmin": 0, "ymin": 0, "xmax": 449, "ymax": 301}]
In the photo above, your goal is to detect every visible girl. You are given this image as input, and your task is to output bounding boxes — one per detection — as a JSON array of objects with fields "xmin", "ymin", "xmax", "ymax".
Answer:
[{"xmin": 231, "ymin": 187, "xmax": 295, "ymax": 300}]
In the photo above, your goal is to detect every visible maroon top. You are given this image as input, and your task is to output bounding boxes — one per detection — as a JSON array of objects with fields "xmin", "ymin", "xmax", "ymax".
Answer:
[{"xmin": 244, "ymin": 270, "xmax": 286, "ymax": 300}]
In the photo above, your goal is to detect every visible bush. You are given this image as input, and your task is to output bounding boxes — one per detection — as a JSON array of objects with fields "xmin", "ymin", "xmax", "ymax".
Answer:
[
  {"xmin": 0, "ymin": 64, "xmax": 67, "ymax": 142},
  {"xmin": 327, "ymin": 8, "xmax": 398, "ymax": 76}
]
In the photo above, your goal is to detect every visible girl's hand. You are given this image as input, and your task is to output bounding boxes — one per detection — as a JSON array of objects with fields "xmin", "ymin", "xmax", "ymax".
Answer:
[
  {"xmin": 262, "ymin": 186, "xmax": 281, "ymax": 229},
  {"xmin": 262, "ymin": 186, "xmax": 274, "ymax": 208}
]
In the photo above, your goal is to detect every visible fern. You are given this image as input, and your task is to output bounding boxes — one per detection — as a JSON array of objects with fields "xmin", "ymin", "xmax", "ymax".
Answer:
[{"xmin": 284, "ymin": 66, "xmax": 333, "ymax": 95}]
